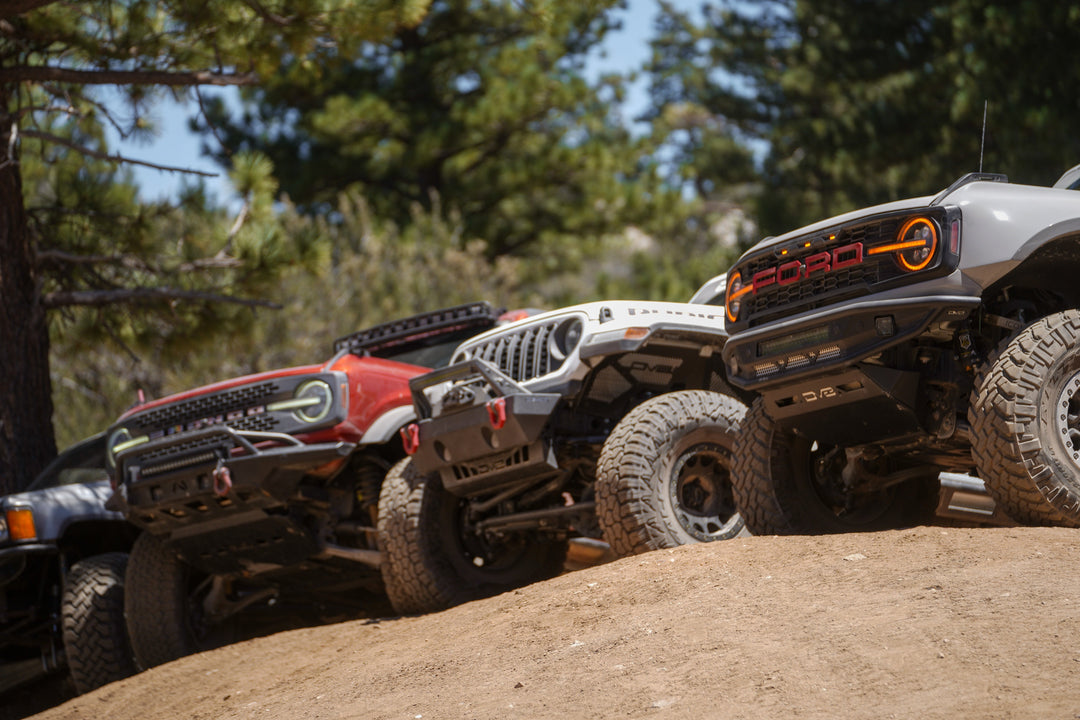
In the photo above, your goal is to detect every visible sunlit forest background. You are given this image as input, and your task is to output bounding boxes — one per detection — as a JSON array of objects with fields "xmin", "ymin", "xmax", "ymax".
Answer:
[{"xmin": 6, "ymin": 0, "xmax": 1080, "ymax": 466}]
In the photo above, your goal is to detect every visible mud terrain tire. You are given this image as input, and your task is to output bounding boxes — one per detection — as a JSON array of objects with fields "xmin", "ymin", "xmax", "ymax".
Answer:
[
  {"xmin": 596, "ymin": 390, "xmax": 746, "ymax": 557},
  {"xmin": 61, "ymin": 552, "xmax": 135, "ymax": 693},
  {"xmin": 970, "ymin": 310, "xmax": 1080, "ymax": 526},
  {"xmin": 733, "ymin": 397, "xmax": 934, "ymax": 535},
  {"xmin": 125, "ymin": 533, "xmax": 208, "ymax": 669},
  {"xmin": 378, "ymin": 458, "xmax": 567, "ymax": 615}
]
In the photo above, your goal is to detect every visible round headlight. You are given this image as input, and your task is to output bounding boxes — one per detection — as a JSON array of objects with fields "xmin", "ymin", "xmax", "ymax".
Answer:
[
  {"xmin": 293, "ymin": 380, "xmax": 334, "ymax": 423},
  {"xmin": 106, "ymin": 427, "xmax": 132, "ymax": 469},
  {"xmin": 551, "ymin": 318, "xmax": 584, "ymax": 358},
  {"xmin": 0, "ymin": 515, "xmax": 9, "ymax": 543},
  {"xmin": 725, "ymin": 272, "xmax": 746, "ymax": 323},
  {"xmin": 894, "ymin": 217, "xmax": 938, "ymax": 271}
]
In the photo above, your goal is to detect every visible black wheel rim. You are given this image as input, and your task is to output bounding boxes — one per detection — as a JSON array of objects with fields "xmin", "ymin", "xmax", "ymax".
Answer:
[
  {"xmin": 1054, "ymin": 370, "xmax": 1080, "ymax": 469},
  {"xmin": 802, "ymin": 441, "xmax": 895, "ymax": 527},
  {"xmin": 439, "ymin": 492, "xmax": 535, "ymax": 582},
  {"xmin": 669, "ymin": 442, "xmax": 739, "ymax": 541}
]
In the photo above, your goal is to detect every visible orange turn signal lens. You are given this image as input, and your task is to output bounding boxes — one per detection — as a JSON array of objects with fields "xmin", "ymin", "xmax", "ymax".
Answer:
[{"xmin": 6, "ymin": 508, "xmax": 37, "ymax": 541}]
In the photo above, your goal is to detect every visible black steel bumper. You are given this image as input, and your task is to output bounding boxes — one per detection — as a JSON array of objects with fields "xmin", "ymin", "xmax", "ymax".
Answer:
[
  {"xmin": 721, "ymin": 295, "xmax": 979, "ymax": 445},
  {"xmin": 408, "ymin": 359, "xmax": 562, "ymax": 497},
  {"xmin": 110, "ymin": 427, "xmax": 353, "ymax": 574}
]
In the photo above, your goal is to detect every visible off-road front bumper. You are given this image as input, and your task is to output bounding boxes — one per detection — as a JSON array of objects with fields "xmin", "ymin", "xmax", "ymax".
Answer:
[
  {"xmin": 406, "ymin": 359, "xmax": 562, "ymax": 497},
  {"xmin": 721, "ymin": 295, "xmax": 979, "ymax": 445},
  {"xmin": 110, "ymin": 427, "xmax": 353, "ymax": 573}
]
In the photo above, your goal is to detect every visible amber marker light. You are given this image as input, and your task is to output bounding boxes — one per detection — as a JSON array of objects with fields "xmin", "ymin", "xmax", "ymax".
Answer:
[
  {"xmin": 6, "ymin": 508, "xmax": 37, "ymax": 541},
  {"xmin": 868, "ymin": 217, "xmax": 938, "ymax": 271}
]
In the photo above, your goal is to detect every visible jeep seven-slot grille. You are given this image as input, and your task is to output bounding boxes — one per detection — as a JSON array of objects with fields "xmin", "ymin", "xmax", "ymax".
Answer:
[{"xmin": 467, "ymin": 321, "xmax": 560, "ymax": 383}]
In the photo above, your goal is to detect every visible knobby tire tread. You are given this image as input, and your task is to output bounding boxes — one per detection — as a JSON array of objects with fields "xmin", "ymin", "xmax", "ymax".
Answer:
[
  {"xmin": 61, "ymin": 552, "xmax": 135, "ymax": 693},
  {"xmin": 596, "ymin": 390, "xmax": 745, "ymax": 556},
  {"xmin": 969, "ymin": 310, "xmax": 1080, "ymax": 527}
]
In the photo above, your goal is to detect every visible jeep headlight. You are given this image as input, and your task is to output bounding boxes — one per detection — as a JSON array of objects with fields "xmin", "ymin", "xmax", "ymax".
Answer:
[
  {"xmin": 290, "ymin": 379, "xmax": 334, "ymax": 423},
  {"xmin": 550, "ymin": 318, "xmax": 584, "ymax": 359},
  {"xmin": 0, "ymin": 514, "xmax": 8, "ymax": 543}
]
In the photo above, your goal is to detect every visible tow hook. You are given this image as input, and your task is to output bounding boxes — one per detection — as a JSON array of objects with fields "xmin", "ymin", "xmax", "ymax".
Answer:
[
  {"xmin": 212, "ymin": 459, "xmax": 233, "ymax": 496},
  {"xmin": 400, "ymin": 423, "xmax": 420, "ymax": 455},
  {"xmin": 486, "ymin": 397, "xmax": 507, "ymax": 430}
]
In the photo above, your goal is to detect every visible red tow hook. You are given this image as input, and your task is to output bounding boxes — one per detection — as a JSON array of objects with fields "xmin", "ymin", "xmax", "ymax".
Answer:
[
  {"xmin": 487, "ymin": 397, "xmax": 507, "ymax": 430},
  {"xmin": 400, "ymin": 423, "xmax": 421, "ymax": 455},
  {"xmin": 213, "ymin": 459, "xmax": 233, "ymax": 497}
]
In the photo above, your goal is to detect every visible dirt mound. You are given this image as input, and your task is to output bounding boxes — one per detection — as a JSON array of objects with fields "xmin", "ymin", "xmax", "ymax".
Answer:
[{"xmin": 28, "ymin": 526, "xmax": 1080, "ymax": 720}]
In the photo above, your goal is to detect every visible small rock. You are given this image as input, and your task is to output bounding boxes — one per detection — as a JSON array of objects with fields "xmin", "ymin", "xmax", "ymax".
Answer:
[
  {"xmin": 844, "ymin": 553, "xmax": 867, "ymax": 562},
  {"xmin": 514, "ymin": 682, "xmax": 524, "ymax": 689}
]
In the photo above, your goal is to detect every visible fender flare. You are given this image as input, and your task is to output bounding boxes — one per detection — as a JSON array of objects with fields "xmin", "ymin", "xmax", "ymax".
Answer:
[{"xmin": 359, "ymin": 405, "xmax": 417, "ymax": 446}]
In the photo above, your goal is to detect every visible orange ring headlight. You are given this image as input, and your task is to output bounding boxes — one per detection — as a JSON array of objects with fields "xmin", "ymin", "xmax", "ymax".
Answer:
[
  {"xmin": 868, "ymin": 217, "xmax": 938, "ymax": 272},
  {"xmin": 725, "ymin": 272, "xmax": 751, "ymax": 323}
]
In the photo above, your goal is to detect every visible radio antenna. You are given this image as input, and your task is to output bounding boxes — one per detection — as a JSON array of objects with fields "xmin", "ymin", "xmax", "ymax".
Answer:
[{"xmin": 979, "ymin": 100, "xmax": 988, "ymax": 172}]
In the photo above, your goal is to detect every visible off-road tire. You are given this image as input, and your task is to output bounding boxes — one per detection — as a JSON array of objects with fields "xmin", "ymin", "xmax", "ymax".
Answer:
[
  {"xmin": 61, "ymin": 552, "xmax": 135, "ymax": 693},
  {"xmin": 733, "ymin": 397, "xmax": 935, "ymax": 535},
  {"xmin": 969, "ymin": 310, "xmax": 1080, "ymax": 526},
  {"xmin": 596, "ymin": 390, "xmax": 746, "ymax": 557},
  {"xmin": 124, "ymin": 533, "xmax": 204, "ymax": 669},
  {"xmin": 378, "ymin": 458, "xmax": 567, "ymax": 615}
]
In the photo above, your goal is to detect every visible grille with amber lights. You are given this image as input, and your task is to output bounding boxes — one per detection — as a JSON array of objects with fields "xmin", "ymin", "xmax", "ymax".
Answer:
[{"xmin": 725, "ymin": 207, "xmax": 960, "ymax": 332}]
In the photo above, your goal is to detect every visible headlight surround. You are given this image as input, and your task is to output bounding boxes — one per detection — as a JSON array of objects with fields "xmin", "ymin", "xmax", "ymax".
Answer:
[
  {"xmin": 725, "ymin": 271, "xmax": 749, "ymax": 323},
  {"xmin": 291, "ymin": 379, "xmax": 335, "ymax": 423},
  {"xmin": 550, "ymin": 318, "xmax": 584, "ymax": 359},
  {"xmin": 106, "ymin": 427, "xmax": 148, "ymax": 469},
  {"xmin": 868, "ymin": 216, "xmax": 938, "ymax": 272}
]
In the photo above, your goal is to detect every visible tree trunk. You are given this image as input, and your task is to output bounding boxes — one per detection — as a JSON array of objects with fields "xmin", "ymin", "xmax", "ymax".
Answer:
[{"xmin": 0, "ymin": 104, "xmax": 57, "ymax": 494}]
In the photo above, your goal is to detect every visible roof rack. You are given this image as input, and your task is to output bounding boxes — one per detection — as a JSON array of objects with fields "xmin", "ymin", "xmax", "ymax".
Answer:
[{"xmin": 333, "ymin": 302, "xmax": 503, "ymax": 356}]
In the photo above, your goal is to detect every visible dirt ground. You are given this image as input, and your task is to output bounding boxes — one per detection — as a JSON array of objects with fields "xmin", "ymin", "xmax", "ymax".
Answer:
[{"xmin": 17, "ymin": 525, "xmax": 1080, "ymax": 720}]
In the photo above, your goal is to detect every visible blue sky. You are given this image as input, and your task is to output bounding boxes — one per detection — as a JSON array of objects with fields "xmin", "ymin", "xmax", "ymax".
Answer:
[{"xmin": 114, "ymin": 0, "xmax": 700, "ymax": 203}]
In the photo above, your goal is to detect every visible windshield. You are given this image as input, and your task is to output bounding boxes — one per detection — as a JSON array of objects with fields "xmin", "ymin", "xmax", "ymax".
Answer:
[
  {"xmin": 375, "ymin": 328, "xmax": 488, "ymax": 369},
  {"xmin": 26, "ymin": 434, "xmax": 107, "ymax": 491}
]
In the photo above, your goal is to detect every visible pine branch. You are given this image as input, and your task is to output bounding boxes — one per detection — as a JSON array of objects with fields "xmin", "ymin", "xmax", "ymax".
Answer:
[
  {"xmin": 0, "ymin": 66, "xmax": 258, "ymax": 87},
  {"xmin": 20, "ymin": 129, "xmax": 218, "ymax": 176},
  {"xmin": 43, "ymin": 287, "xmax": 282, "ymax": 310},
  {"xmin": 0, "ymin": 0, "xmax": 56, "ymax": 20}
]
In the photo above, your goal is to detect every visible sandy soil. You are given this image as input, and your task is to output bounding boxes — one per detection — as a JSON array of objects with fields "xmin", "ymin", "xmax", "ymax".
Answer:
[{"xmin": 16, "ymin": 525, "xmax": 1080, "ymax": 720}]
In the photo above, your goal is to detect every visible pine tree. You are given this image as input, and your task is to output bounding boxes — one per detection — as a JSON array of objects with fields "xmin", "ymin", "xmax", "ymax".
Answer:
[{"xmin": 0, "ymin": 0, "xmax": 430, "ymax": 492}]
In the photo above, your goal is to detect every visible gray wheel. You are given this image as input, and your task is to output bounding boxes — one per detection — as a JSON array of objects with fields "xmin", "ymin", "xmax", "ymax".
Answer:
[
  {"xmin": 61, "ymin": 552, "xmax": 136, "ymax": 693},
  {"xmin": 124, "ymin": 533, "xmax": 217, "ymax": 669},
  {"xmin": 970, "ymin": 310, "xmax": 1080, "ymax": 526},
  {"xmin": 377, "ymin": 458, "xmax": 567, "ymax": 615},
  {"xmin": 596, "ymin": 390, "xmax": 746, "ymax": 557},
  {"xmin": 733, "ymin": 397, "xmax": 934, "ymax": 535}
]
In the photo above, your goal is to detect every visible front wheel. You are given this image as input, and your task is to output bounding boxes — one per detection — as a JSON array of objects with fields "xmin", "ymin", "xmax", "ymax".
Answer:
[
  {"xmin": 61, "ymin": 552, "xmax": 136, "ymax": 693},
  {"xmin": 970, "ymin": 310, "xmax": 1080, "ymax": 526},
  {"xmin": 377, "ymin": 458, "xmax": 567, "ymax": 615},
  {"xmin": 595, "ymin": 390, "xmax": 747, "ymax": 557},
  {"xmin": 732, "ymin": 397, "xmax": 932, "ymax": 535},
  {"xmin": 124, "ymin": 533, "xmax": 220, "ymax": 670}
]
